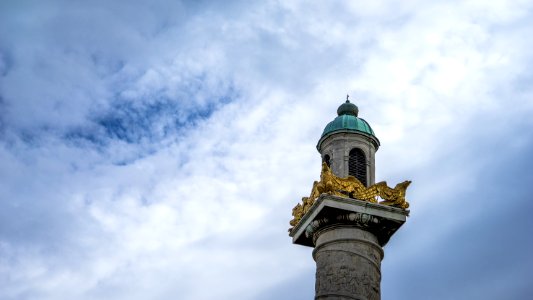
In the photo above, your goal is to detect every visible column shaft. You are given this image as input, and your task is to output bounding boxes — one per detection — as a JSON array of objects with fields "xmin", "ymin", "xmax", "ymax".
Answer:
[{"xmin": 312, "ymin": 226, "xmax": 383, "ymax": 300}]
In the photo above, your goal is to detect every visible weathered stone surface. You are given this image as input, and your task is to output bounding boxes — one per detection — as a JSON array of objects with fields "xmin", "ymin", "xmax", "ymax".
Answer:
[{"xmin": 313, "ymin": 226, "xmax": 382, "ymax": 300}]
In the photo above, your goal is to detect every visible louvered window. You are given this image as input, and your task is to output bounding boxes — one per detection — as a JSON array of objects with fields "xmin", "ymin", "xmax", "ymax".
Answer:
[
  {"xmin": 323, "ymin": 155, "xmax": 331, "ymax": 167},
  {"xmin": 349, "ymin": 148, "xmax": 367, "ymax": 186}
]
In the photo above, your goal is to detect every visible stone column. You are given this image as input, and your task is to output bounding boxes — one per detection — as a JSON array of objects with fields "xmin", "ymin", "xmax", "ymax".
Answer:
[
  {"xmin": 290, "ymin": 195, "xmax": 408, "ymax": 300},
  {"xmin": 313, "ymin": 226, "xmax": 383, "ymax": 300}
]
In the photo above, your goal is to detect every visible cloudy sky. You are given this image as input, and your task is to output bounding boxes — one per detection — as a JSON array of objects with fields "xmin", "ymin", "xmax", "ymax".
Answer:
[{"xmin": 1, "ymin": 0, "xmax": 533, "ymax": 299}]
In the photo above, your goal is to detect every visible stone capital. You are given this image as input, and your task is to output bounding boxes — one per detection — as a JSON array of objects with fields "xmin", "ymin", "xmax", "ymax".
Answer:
[{"xmin": 289, "ymin": 194, "xmax": 409, "ymax": 248}]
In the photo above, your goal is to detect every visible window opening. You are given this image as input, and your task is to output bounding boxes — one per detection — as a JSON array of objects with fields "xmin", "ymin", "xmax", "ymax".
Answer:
[
  {"xmin": 323, "ymin": 155, "xmax": 331, "ymax": 167},
  {"xmin": 349, "ymin": 148, "xmax": 367, "ymax": 186}
]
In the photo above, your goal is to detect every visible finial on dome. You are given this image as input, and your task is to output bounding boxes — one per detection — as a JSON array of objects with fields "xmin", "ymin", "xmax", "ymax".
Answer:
[{"xmin": 337, "ymin": 96, "xmax": 359, "ymax": 116}]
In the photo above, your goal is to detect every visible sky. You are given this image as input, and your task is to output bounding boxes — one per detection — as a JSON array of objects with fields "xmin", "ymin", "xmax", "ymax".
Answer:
[{"xmin": 1, "ymin": 0, "xmax": 533, "ymax": 299}]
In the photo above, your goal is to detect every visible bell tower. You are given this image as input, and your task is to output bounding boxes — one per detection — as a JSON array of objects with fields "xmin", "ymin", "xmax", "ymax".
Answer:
[
  {"xmin": 317, "ymin": 97, "xmax": 380, "ymax": 186},
  {"xmin": 289, "ymin": 97, "xmax": 411, "ymax": 300}
]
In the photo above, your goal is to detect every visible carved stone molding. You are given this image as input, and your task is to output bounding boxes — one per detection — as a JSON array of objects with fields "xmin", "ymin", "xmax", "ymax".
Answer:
[
  {"xmin": 290, "ymin": 195, "xmax": 408, "ymax": 248},
  {"xmin": 304, "ymin": 212, "xmax": 381, "ymax": 246}
]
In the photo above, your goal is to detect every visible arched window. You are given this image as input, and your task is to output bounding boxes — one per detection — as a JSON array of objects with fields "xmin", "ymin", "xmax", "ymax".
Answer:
[
  {"xmin": 349, "ymin": 148, "xmax": 367, "ymax": 186},
  {"xmin": 323, "ymin": 154, "xmax": 331, "ymax": 167}
]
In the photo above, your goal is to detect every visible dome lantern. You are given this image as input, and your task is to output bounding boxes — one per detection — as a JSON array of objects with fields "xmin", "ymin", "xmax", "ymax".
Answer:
[
  {"xmin": 316, "ymin": 98, "xmax": 380, "ymax": 186},
  {"xmin": 336, "ymin": 99, "xmax": 359, "ymax": 116}
]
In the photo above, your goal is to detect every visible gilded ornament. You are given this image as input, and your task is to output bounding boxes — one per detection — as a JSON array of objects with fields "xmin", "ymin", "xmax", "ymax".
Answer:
[{"xmin": 289, "ymin": 163, "xmax": 410, "ymax": 231}]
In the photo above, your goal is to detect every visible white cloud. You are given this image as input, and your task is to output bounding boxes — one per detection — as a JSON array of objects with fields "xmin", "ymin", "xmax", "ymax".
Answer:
[{"xmin": 1, "ymin": 1, "xmax": 533, "ymax": 299}]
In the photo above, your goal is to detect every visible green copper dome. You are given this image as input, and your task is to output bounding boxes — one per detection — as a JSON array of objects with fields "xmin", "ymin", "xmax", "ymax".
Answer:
[{"xmin": 317, "ymin": 100, "xmax": 380, "ymax": 149}]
